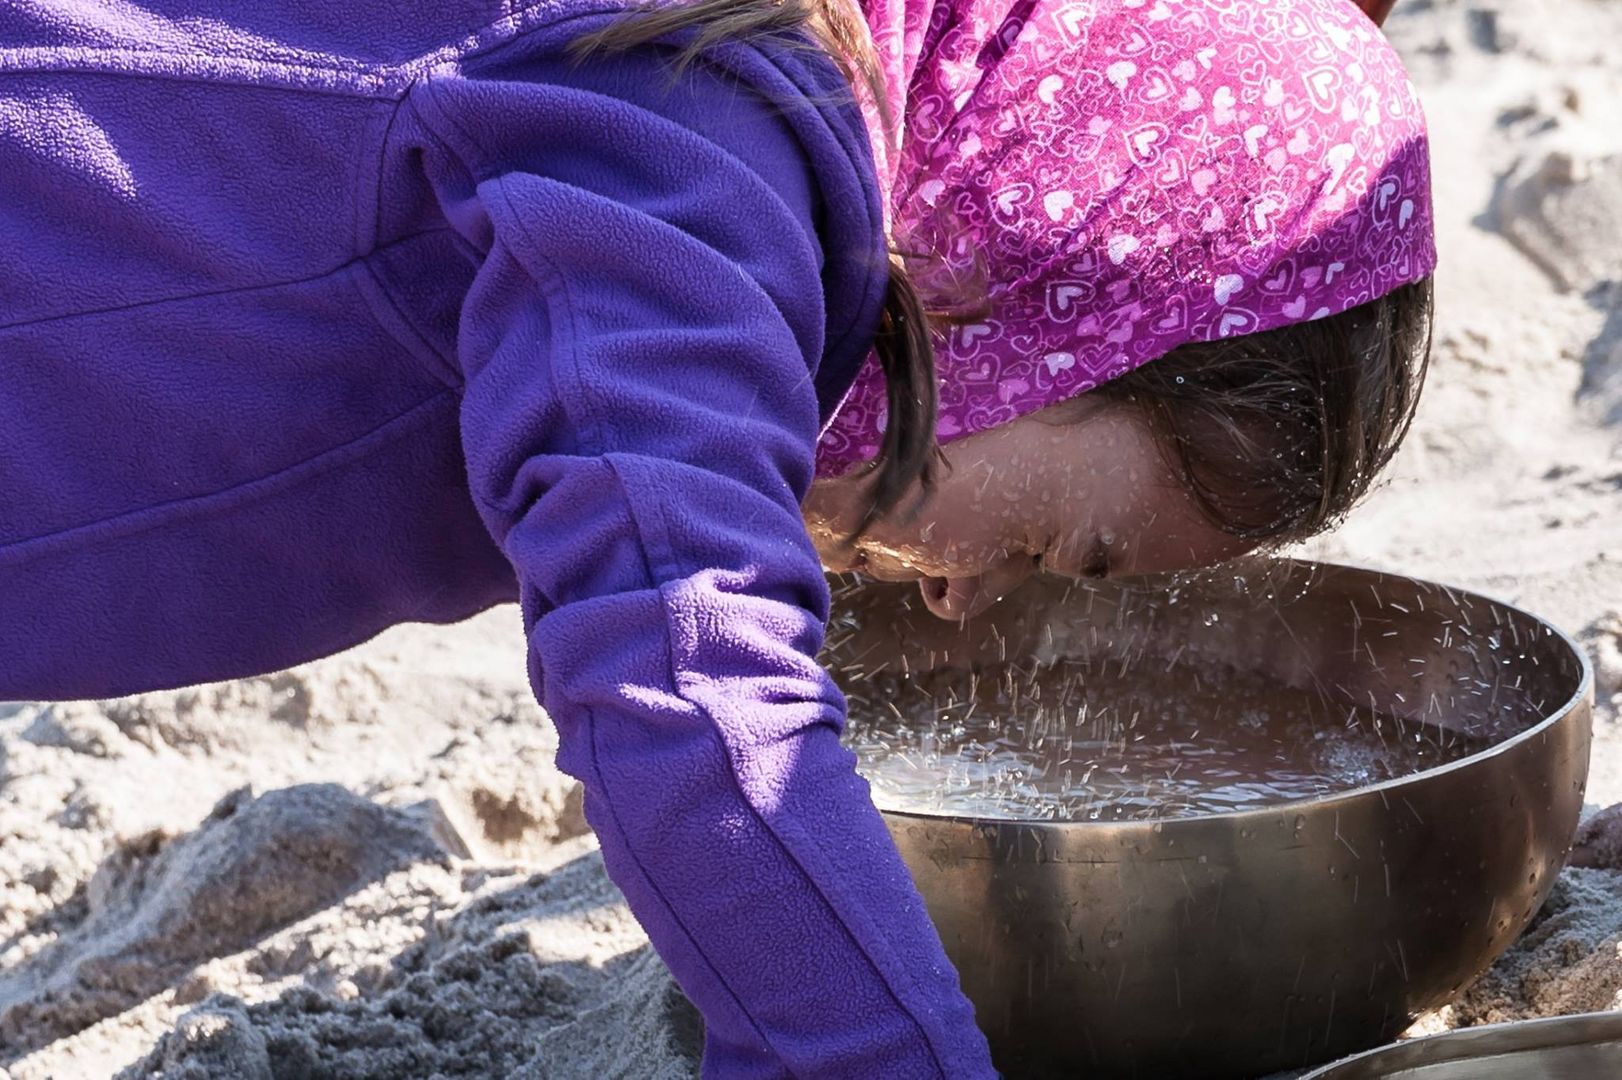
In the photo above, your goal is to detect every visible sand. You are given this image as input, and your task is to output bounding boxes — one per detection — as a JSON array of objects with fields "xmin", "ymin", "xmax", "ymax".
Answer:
[{"xmin": 4, "ymin": 1, "xmax": 1622, "ymax": 1076}]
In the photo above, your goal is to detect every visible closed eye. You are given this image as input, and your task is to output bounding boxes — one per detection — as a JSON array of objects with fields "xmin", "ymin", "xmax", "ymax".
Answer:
[
  {"xmin": 1037, "ymin": 537, "xmax": 1112, "ymax": 580},
  {"xmin": 1080, "ymin": 536, "xmax": 1111, "ymax": 579}
]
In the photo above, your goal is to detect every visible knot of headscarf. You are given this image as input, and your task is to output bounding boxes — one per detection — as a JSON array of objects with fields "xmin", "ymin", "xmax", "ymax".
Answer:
[{"xmin": 815, "ymin": 0, "xmax": 1437, "ymax": 475}]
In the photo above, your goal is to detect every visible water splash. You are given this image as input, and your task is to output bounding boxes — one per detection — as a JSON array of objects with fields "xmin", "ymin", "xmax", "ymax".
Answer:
[{"xmin": 842, "ymin": 655, "xmax": 1490, "ymax": 822}]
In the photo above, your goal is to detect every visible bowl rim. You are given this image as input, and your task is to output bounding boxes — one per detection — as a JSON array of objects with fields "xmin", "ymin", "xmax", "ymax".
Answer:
[
  {"xmin": 1298, "ymin": 1009, "xmax": 1622, "ymax": 1077},
  {"xmin": 862, "ymin": 559, "xmax": 1595, "ymax": 828}
]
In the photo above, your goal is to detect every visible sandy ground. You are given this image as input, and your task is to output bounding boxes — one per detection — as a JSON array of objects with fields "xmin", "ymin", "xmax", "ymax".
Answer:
[{"xmin": 4, "ymin": 1, "xmax": 1622, "ymax": 1076}]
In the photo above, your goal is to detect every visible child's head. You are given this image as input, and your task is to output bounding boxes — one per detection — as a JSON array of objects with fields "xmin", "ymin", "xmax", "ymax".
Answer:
[
  {"xmin": 799, "ymin": 0, "xmax": 1438, "ymax": 616},
  {"xmin": 803, "ymin": 273, "xmax": 1433, "ymax": 618}
]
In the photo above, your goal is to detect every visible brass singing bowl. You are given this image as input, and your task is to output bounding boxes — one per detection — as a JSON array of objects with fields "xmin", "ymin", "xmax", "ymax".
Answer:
[
  {"xmin": 1301, "ymin": 1011, "xmax": 1622, "ymax": 1077},
  {"xmin": 823, "ymin": 560, "xmax": 1593, "ymax": 1079}
]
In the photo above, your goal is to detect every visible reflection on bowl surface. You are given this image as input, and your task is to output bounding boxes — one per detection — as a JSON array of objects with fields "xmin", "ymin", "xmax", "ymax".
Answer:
[{"xmin": 823, "ymin": 561, "xmax": 1593, "ymax": 1080}]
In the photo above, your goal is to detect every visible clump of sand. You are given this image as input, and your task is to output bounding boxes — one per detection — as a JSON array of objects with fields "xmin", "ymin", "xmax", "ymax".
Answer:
[
  {"xmin": 118, "ymin": 849, "xmax": 699, "ymax": 1080},
  {"xmin": 2, "ymin": 784, "xmax": 446, "ymax": 1054},
  {"xmin": 1445, "ymin": 869, "xmax": 1622, "ymax": 1025},
  {"xmin": 5, "ymin": 1, "xmax": 1622, "ymax": 1078},
  {"xmin": 0, "ymin": 613, "xmax": 680, "ymax": 1078}
]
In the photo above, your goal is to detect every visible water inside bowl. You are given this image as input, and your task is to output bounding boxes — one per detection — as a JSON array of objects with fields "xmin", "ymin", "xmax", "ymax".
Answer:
[{"xmin": 842, "ymin": 655, "xmax": 1497, "ymax": 821}]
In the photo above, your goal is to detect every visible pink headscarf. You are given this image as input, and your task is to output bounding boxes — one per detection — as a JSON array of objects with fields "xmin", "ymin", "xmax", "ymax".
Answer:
[{"xmin": 815, "ymin": 0, "xmax": 1438, "ymax": 475}]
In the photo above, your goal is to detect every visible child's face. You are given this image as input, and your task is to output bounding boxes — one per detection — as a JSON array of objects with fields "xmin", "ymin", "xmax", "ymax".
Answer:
[{"xmin": 804, "ymin": 396, "xmax": 1256, "ymax": 621}]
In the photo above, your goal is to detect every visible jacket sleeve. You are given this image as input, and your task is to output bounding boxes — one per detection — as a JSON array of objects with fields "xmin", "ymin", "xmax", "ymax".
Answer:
[{"xmin": 405, "ymin": 40, "xmax": 997, "ymax": 1080}]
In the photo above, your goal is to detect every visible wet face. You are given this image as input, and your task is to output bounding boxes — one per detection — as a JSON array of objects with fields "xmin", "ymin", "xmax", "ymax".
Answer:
[{"xmin": 803, "ymin": 396, "xmax": 1257, "ymax": 621}]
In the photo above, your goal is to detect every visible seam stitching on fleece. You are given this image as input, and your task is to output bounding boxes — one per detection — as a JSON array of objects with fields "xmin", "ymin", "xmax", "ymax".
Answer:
[
  {"xmin": 412, "ymin": 62, "xmax": 816, "ymax": 361},
  {"xmin": 359, "ymin": 74, "xmax": 412, "ymax": 256},
  {"xmin": 0, "ymin": 51, "xmax": 403, "ymax": 97},
  {"xmin": 0, "ymin": 389, "xmax": 456, "ymax": 568},
  {"xmin": 355, "ymin": 257, "xmax": 462, "ymax": 386},
  {"xmin": 574, "ymin": 467, "xmax": 781, "ymax": 1063},
  {"xmin": 413, "ymin": 73, "xmax": 608, "ymax": 472},
  {"xmin": 0, "ymin": 227, "xmax": 457, "ymax": 334}
]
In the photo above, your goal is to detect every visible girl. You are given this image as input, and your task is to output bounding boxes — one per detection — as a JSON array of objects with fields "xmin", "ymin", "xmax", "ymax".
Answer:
[{"xmin": 0, "ymin": 1, "xmax": 1433, "ymax": 1077}]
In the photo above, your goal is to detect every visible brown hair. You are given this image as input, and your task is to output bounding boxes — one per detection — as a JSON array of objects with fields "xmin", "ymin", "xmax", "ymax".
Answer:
[
  {"xmin": 1100, "ymin": 277, "xmax": 1434, "ymax": 544},
  {"xmin": 567, "ymin": 1, "xmax": 1435, "ymax": 548}
]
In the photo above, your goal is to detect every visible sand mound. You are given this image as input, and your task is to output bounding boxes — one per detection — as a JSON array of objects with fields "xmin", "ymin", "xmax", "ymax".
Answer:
[
  {"xmin": 1582, "ymin": 610, "xmax": 1622, "ymax": 716},
  {"xmin": 1571, "ymin": 802, "xmax": 1622, "ymax": 870},
  {"xmin": 116, "ymin": 852, "xmax": 699, "ymax": 1079},
  {"xmin": 1, "ymin": 743, "xmax": 695, "ymax": 1079},
  {"xmin": 1492, "ymin": 149, "xmax": 1622, "ymax": 296},
  {"xmin": 1447, "ymin": 869, "xmax": 1622, "ymax": 1024},
  {"xmin": 427, "ymin": 724, "xmax": 590, "ymax": 863},
  {"xmin": 0, "ymin": 785, "xmax": 447, "ymax": 1057}
]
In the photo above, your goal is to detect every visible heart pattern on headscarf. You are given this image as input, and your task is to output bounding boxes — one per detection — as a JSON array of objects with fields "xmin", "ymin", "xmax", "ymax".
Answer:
[{"xmin": 816, "ymin": 0, "xmax": 1437, "ymax": 476}]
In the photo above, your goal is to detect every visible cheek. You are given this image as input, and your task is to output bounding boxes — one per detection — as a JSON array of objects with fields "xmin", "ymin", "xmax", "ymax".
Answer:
[
  {"xmin": 859, "ymin": 473, "xmax": 1040, "ymax": 574},
  {"xmin": 1041, "ymin": 408, "xmax": 1229, "ymax": 573},
  {"xmin": 923, "ymin": 463, "xmax": 1052, "ymax": 562},
  {"xmin": 873, "ymin": 504, "xmax": 1008, "ymax": 573},
  {"xmin": 914, "ymin": 427, "xmax": 1101, "ymax": 569},
  {"xmin": 1113, "ymin": 483, "xmax": 1255, "ymax": 574}
]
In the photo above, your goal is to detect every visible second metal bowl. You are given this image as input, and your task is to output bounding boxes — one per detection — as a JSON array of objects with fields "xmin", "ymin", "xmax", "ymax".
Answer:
[{"xmin": 1301, "ymin": 1011, "xmax": 1622, "ymax": 1078}]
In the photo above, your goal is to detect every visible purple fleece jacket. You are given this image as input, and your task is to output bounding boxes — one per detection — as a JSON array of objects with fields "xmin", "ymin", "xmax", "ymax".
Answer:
[{"xmin": 0, "ymin": 2, "xmax": 995, "ymax": 1075}]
